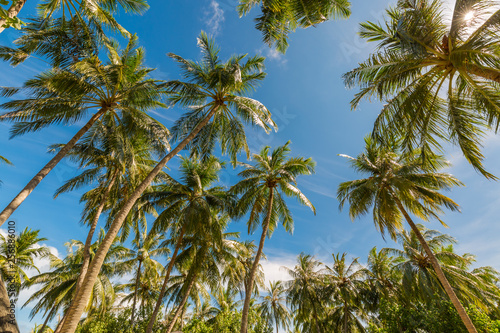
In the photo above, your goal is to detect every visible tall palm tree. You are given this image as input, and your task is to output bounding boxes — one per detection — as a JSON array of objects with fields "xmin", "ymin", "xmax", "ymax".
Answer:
[
  {"xmin": 322, "ymin": 253, "xmax": 368, "ymax": 333},
  {"xmin": 385, "ymin": 225, "xmax": 500, "ymax": 309},
  {"xmin": 0, "ymin": 154, "xmax": 12, "ymax": 187},
  {"xmin": 231, "ymin": 141, "xmax": 315, "ymax": 333},
  {"xmin": 337, "ymin": 137, "xmax": 477, "ymax": 332},
  {"xmin": 22, "ymin": 230, "xmax": 131, "ymax": 333},
  {"xmin": 258, "ymin": 281, "xmax": 290, "ymax": 333},
  {"xmin": 0, "ymin": 35, "xmax": 167, "ymax": 226},
  {"xmin": 343, "ymin": 0, "xmax": 500, "ymax": 179},
  {"xmin": 143, "ymin": 156, "xmax": 232, "ymax": 333},
  {"xmin": 237, "ymin": 0, "xmax": 351, "ymax": 53},
  {"xmin": 283, "ymin": 253, "xmax": 325, "ymax": 333},
  {"xmin": 0, "ymin": 0, "xmax": 148, "ymax": 34},
  {"xmin": 117, "ymin": 225, "xmax": 168, "ymax": 328},
  {"xmin": 163, "ymin": 213, "xmax": 241, "ymax": 333},
  {"xmin": 60, "ymin": 32, "xmax": 276, "ymax": 332},
  {"xmin": 0, "ymin": 227, "xmax": 48, "ymax": 333}
]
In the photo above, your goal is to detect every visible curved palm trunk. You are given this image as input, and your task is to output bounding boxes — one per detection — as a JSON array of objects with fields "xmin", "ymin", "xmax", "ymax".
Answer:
[
  {"xmin": 165, "ymin": 274, "xmax": 197, "ymax": 333},
  {"xmin": 393, "ymin": 196, "xmax": 478, "ymax": 333},
  {"xmin": 240, "ymin": 187, "xmax": 274, "ymax": 333},
  {"xmin": 54, "ymin": 170, "xmax": 117, "ymax": 333},
  {"xmin": 0, "ymin": 274, "xmax": 19, "ymax": 333},
  {"xmin": 145, "ymin": 224, "xmax": 186, "ymax": 333},
  {"xmin": 130, "ymin": 259, "xmax": 142, "ymax": 328},
  {"xmin": 0, "ymin": 0, "xmax": 27, "ymax": 33},
  {"xmin": 0, "ymin": 108, "xmax": 107, "ymax": 227},
  {"xmin": 59, "ymin": 106, "xmax": 219, "ymax": 333},
  {"xmin": 466, "ymin": 64, "xmax": 500, "ymax": 84}
]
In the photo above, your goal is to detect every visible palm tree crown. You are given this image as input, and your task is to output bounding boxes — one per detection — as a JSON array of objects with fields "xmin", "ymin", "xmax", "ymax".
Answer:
[{"xmin": 344, "ymin": 0, "xmax": 500, "ymax": 178}]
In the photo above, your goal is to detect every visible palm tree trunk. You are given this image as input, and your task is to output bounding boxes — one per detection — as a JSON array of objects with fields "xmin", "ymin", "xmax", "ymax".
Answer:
[
  {"xmin": 0, "ymin": 108, "xmax": 107, "ymax": 227},
  {"xmin": 130, "ymin": 259, "xmax": 142, "ymax": 328},
  {"xmin": 54, "ymin": 169, "xmax": 117, "ymax": 333},
  {"xmin": 343, "ymin": 302, "xmax": 348, "ymax": 333},
  {"xmin": 165, "ymin": 274, "xmax": 197, "ymax": 333},
  {"xmin": 59, "ymin": 106, "xmax": 219, "ymax": 333},
  {"xmin": 38, "ymin": 304, "xmax": 57, "ymax": 333},
  {"xmin": 393, "ymin": 196, "xmax": 478, "ymax": 333},
  {"xmin": 466, "ymin": 64, "xmax": 500, "ymax": 84},
  {"xmin": 240, "ymin": 187, "xmax": 274, "ymax": 333},
  {"xmin": 145, "ymin": 224, "xmax": 187, "ymax": 333},
  {"xmin": 0, "ymin": 0, "xmax": 27, "ymax": 33},
  {"xmin": 0, "ymin": 274, "xmax": 19, "ymax": 333},
  {"xmin": 275, "ymin": 317, "xmax": 279, "ymax": 333}
]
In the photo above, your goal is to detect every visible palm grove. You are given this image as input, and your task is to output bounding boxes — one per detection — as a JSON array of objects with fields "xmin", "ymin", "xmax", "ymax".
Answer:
[{"xmin": 0, "ymin": 0, "xmax": 499, "ymax": 332}]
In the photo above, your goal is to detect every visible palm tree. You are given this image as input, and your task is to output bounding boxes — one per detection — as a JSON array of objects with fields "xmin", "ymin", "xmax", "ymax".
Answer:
[
  {"xmin": 231, "ymin": 141, "xmax": 315, "ymax": 333},
  {"xmin": 343, "ymin": 0, "xmax": 500, "ymax": 179},
  {"xmin": 0, "ymin": 35, "xmax": 167, "ymax": 226},
  {"xmin": 365, "ymin": 247, "xmax": 399, "ymax": 304},
  {"xmin": 283, "ymin": 253, "xmax": 325, "ymax": 333},
  {"xmin": 0, "ymin": 0, "xmax": 148, "ymax": 34},
  {"xmin": 0, "ymin": 154, "xmax": 12, "ymax": 187},
  {"xmin": 385, "ymin": 225, "xmax": 500, "ymax": 309},
  {"xmin": 337, "ymin": 137, "xmax": 477, "ymax": 332},
  {"xmin": 237, "ymin": 0, "xmax": 351, "ymax": 53},
  {"xmin": 163, "ymin": 212, "xmax": 241, "ymax": 333},
  {"xmin": 0, "ymin": 0, "xmax": 26, "ymax": 33},
  {"xmin": 322, "ymin": 253, "xmax": 368, "ymax": 333},
  {"xmin": 22, "ymin": 230, "xmax": 131, "ymax": 333},
  {"xmin": 0, "ymin": 227, "xmax": 49, "ymax": 333},
  {"xmin": 117, "ymin": 225, "xmax": 168, "ymax": 328},
  {"xmin": 60, "ymin": 32, "xmax": 276, "ymax": 332},
  {"xmin": 143, "ymin": 156, "xmax": 232, "ymax": 333},
  {"xmin": 258, "ymin": 281, "xmax": 290, "ymax": 333}
]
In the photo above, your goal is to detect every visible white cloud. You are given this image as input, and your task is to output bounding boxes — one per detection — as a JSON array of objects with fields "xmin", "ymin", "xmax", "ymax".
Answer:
[
  {"xmin": 257, "ymin": 46, "xmax": 288, "ymax": 66},
  {"xmin": 204, "ymin": 0, "xmax": 225, "ymax": 36}
]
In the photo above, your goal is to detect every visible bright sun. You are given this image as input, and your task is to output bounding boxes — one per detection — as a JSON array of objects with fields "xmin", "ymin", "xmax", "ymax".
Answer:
[{"xmin": 464, "ymin": 11, "xmax": 475, "ymax": 22}]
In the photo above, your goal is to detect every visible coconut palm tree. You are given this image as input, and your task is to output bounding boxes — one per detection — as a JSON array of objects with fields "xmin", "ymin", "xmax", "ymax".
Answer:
[
  {"xmin": 143, "ymin": 156, "xmax": 233, "ymax": 333},
  {"xmin": 0, "ymin": 0, "xmax": 148, "ymax": 35},
  {"xmin": 60, "ymin": 32, "xmax": 276, "ymax": 332},
  {"xmin": 117, "ymin": 224, "xmax": 168, "ymax": 328},
  {"xmin": 163, "ymin": 213, "xmax": 242, "ymax": 333},
  {"xmin": 258, "ymin": 281, "xmax": 290, "ymax": 333},
  {"xmin": 385, "ymin": 225, "xmax": 500, "ymax": 310},
  {"xmin": 0, "ymin": 154, "xmax": 12, "ymax": 187},
  {"xmin": 22, "ymin": 230, "xmax": 131, "ymax": 333},
  {"xmin": 0, "ymin": 35, "xmax": 168, "ymax": 226},
  {"xmin": 322, "ymin": 253, "xmax": 368, "ymax": 333},
  {"xmin": 231, "ymin": 141, "xmax": 315, "ymax": 333},
  {"xmin": 343, "ymin": 0, "xmax": 500, "ymax": 179},
  {"xmin": 237, "ymin": 0, "xmax": 351, "ymax": 53},
  {"xmin": 283, "ymin": 253, "xmax": 325, "ymax": 333},
  {"xmin": 337, "ymin": 137, "xmax": 478, "ymax": 332},
  {"xmin": 0, "ymin": 227, "xmax": 48, "ymax": 333}
]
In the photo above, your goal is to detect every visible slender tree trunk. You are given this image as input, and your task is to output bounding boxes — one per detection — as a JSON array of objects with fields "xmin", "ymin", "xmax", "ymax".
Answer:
[
  {"xmin": 393, "ymin": 196, "xmax": 478, "ymax": 333},
  {"xmin": 0, "ymin": 274, "xmax": 19, "ymax": 333},
  {"xmin": 240, "ymin": 187, "xmax": 274, "ymax": 333},
  {"xmin": 130, "ymin": 260, "xmax": 142, "ymax": 328},
  {"xmin": 0, "ymin": 108, "xmax": 107, "ymax": 227},
  {"xmin": 165, "ymin": 274, "xmax": 197, "ymax": 333},
  {"xmin": 275, "ymin": 317, "xmax": 279, "ymax": 333},
  {"xmin": 38, "ymin": 304, "xmax": 57, "ymax": 333},
  {"xmin": 0, "ymin": 0, "xmax": 27, "ymax": 33},
  {"xmin": 466, "ymin": 64, "xmax": 500, "ymax": 84},
  {"xmin": 59, "ymin": 106, "xmax": 219, "ymax": 333},
  {"xmin": 54, "ymin": 169, "xmax": 117, "ymax": 333},
  {"xmin": 145, "ymin": 224, "xmax": 186, "ymax": 333},
  {"xmin": 343, "ymin": 302, "xmax": 348, "ymax": 333}
]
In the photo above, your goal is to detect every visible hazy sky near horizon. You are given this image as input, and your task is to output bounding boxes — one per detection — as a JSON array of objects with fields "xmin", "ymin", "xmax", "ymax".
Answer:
[{"xmin": 1, "ymin": 0, "xmax": 500, "ymax": 330}]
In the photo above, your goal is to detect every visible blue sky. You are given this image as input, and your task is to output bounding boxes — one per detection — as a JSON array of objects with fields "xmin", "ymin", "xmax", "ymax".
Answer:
[{"xmin": 1, "ymin": 0, "xmax": 500, "ymax": 330}]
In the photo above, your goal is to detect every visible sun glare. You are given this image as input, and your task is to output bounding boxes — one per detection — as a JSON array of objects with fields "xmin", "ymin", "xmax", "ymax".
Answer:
[{"xmin": 464, "ymin": 11, "xmax": 475, "ymax": 22}]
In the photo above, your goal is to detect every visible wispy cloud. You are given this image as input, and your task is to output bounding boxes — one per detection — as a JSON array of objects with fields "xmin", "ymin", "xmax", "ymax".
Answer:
[
  {"xmin": 204, "ymin": 0, "xmax": 225, "ymax": 36},
  {"xmin": 257, "ymin": 46, "xmax": 288, "ymax": 66}
]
